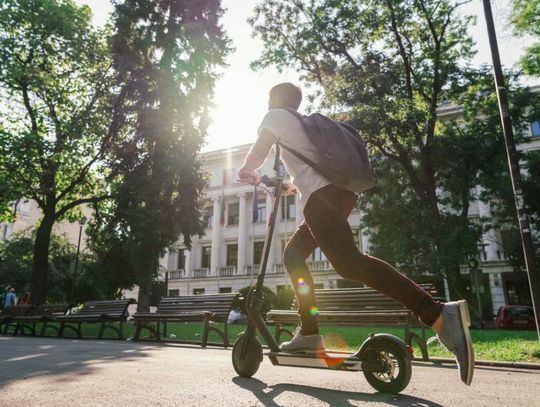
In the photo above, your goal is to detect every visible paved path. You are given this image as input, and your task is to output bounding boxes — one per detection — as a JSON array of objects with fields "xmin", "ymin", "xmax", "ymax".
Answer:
[{"xmin": 0, "ymin": 336, "xmax": 538, "ymax": 406}]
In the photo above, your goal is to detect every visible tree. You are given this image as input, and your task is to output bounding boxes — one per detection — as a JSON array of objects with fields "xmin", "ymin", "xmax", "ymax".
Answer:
[
  {"xmin": 97, "ymin": 0, "xmax": 230, "ymax": 312},
  {"xmin": 358, "ymin": 69, "xmax": 540, "ymax": 292},
  {"xmin": 511, "ymin": 0, "xmax": 540, "ymax": 75},
  {"xmin": 0, "ymin": 0, "xmax": 115, "ymax": 304},
  {"xmin": 0, "ymin": 230, "xmax": 114, "ymax": 304},
  {"xmin": 232, "ymin": 285, "xmax": 277, "ymax": 316},
  {"xmin": 250, "ymin": 0, "xmax": 480, "ymax": 297}
]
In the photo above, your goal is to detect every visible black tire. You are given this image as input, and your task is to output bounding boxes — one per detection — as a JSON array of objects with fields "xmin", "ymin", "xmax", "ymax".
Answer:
[
  {"xmin": 232, "ymin": 333, "xmax": 263, "ymax": 378},
  {"xmin": 362, "ymin": 340, "xmax": 412, "ymax": 394}
]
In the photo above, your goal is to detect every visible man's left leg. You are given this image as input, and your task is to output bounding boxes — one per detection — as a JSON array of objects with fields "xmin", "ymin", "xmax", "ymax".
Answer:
[{"xmin": 279, "ymin": 221, "xmax": 325, "ymax": 353}]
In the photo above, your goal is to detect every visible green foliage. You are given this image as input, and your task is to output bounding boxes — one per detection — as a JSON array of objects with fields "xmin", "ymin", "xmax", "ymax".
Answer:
[
  {"xmin": 274, "ymin": 286, "xmax": 295, "ymax": 310},
  {"xmin": 90, "ymin": 0, "xmax": 230, "ymax": 311},
  {"xmin": 511, "ymin": 0, "xmax": 540, "ymax": 75},
  {"xmin": 250, "ymin": 1, "xmax": 540, "ymax": 297},
  {"xmin": 232, "ymin": 285, "xmax": 277, "ymax": 316},
  {"xmin": 0, "ymin": 0, "xmax": 115, "ymax": 303},
  {"xmin": 250, "ymin": 0, "xmax": 478, "ymax": 294},
  {"xmin": 0, "ymin": 231, "xmax": 115, "ymax": 304}
]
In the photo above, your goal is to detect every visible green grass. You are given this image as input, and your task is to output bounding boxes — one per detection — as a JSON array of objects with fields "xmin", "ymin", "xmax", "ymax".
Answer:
[{"xmin": 17, "ymin": 321, "xmax": 540, "ymax": 363}]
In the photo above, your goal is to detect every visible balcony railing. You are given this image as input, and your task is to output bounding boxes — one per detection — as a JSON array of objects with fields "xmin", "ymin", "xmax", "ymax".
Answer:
[
  {"xmin": 273, "ymin": 264, "xmax": 286, "ymax": 274},
  {"xmin": 193, "ymin": 268, "xmax": 210, "ymax": 278},
  {"xmin": 307, "ymin": 260, "xmax": 333, "ymax": 272},
  {"xmin": 168, "ymin": 269, "xmax": 186, "ymax": 279},
  {"xmin": 219, "ymin": 266, "xmax": 236, "ymax": 277},
  {"xmin": 244, "ymin": 265, "xmax": 260, "ymax": 275}
]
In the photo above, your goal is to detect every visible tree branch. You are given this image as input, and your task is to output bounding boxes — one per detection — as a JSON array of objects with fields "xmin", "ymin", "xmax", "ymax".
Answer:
[{"xmin": 55, "ymin": 195, "xmax": 111, "ymax": 220}]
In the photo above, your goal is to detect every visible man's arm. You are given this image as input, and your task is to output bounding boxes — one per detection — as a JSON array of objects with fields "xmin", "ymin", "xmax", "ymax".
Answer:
[{"xmin": 238, "ymin": 129, "xmax": 276, "ymax": 184}]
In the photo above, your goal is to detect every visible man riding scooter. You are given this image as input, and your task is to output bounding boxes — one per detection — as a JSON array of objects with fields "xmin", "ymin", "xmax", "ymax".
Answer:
[{"xmin": 238, "ymin": 82, "xmax": 474, "ymax": 386}]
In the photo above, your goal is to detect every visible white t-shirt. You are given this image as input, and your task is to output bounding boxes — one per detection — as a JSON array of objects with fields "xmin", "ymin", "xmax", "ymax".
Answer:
[{"xmin": 256, "ymin": 109, "xmax": 330, "ymax": 206}]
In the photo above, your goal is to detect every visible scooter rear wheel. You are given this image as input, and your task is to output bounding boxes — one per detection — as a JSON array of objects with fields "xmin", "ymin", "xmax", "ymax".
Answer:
[
  {"xmin": 362, "ymin": 340, "xmax": 412, "ymax": 393},
  {"xmin": 232, "ymin": 333, "xmax": 263, "ymax": 377}
]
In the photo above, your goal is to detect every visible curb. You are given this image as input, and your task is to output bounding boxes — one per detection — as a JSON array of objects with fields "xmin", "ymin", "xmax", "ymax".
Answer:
[{"xmin": 413, "ymin": 356, "xmax": 540, "ymax": 370}]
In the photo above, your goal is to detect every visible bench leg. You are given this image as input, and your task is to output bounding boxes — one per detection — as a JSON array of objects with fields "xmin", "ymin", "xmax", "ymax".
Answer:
[
  {"xmin": 201, "ymin": 318, "xmax": 210, "ymax": 348},
  {"xmin": 98, "ymin": 322, "xmax": 106, "ymax": 339},
  {"xmin": 57, "ymin": 322, "xmax": 65, "ymax": 338},
  {"xmin": 40, "ymin": 321, "xmax": 48, "ymax": 337},
  {"xmin": 223, "ymin": 322, "xmax": 229, "ymax": 348},
  {"xmin": 405, "ymin": 327, "xmax": 430, "ymax": 362}
]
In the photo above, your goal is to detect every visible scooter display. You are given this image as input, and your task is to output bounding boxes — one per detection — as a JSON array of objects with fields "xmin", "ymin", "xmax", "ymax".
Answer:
[{"xmin": 232, "ymin": 175, "xmax": 413, "ymax": 394}]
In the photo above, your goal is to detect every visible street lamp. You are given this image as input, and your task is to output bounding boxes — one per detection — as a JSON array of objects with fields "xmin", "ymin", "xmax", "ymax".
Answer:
[
  {"xmin": 482, "ymin": 0, "xmax": 540, "ymax": 342},
  {"xmin": 70, "ymin": 216, "xmax": 87, "ymax": 302}
]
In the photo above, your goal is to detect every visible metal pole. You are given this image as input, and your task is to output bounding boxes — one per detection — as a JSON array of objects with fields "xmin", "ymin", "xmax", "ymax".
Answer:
[{"xmin": 482, "ymin": 0, "xmax": 540, "ymax": 342}]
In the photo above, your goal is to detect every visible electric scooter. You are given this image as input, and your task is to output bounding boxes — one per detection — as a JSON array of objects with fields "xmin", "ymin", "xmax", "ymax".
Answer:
[{"xmin": 232, "ymin": 174, "xmax": 413, "ymax": 394}]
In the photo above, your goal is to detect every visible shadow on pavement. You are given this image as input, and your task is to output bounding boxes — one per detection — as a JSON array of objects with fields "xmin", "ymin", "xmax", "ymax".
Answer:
[
  {"xmin": 0, "ymin": 336, "xmax": 156, "ymax": 389},
  {"xmin": 233, "ymin": 376, "xmax": 444, "ymax": 407}
]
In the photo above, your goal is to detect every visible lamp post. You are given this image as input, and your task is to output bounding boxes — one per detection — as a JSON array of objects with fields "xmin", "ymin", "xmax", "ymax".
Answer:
[
  {"xmin": 482, "ymin": 0, "xmax": 540, "ymax": 342},
  {"xmin": 71, "ymin": 216, "xmax": 87, "ymax": 303}
]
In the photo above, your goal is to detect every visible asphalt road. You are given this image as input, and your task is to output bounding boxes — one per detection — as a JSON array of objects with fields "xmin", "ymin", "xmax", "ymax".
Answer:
[{"xmin": 0, "ymin": 336, "xmax": 538, "ymax": 406}]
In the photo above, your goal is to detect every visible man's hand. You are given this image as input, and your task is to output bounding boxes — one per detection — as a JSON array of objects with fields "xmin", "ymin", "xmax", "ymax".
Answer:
[
  {"xmin": 238, "ymin": 167, "xmax": 260, "ymax": 185},
  {"xmin": 285, "ymin": 183, "xmax": 297, "ymax": 196}
]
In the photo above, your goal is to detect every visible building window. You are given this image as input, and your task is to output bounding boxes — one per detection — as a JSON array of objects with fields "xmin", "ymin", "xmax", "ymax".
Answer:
[
  {"xmin": 177, "ymin": 249, "xmax": 185, "ymax": 270},
  {"xmin": 253, "ymin": 198, "xmax": 266, "ymax": 222},
  {"xmin": 193, "ymin": 288, "xmax": 205, "ymax": 295},
  {"xmin": 203, "ymin": 206, "xmax": 213, "ymax": 228},
  {"xmin": 168, "ymin": 289, "xmax": 180, "ymax": 296},
  {"xmin": 201, "ymin": 246, "xmax": 211, "ymax": 269},
  {"xmin": 219, "ymin": 287, "xmax": 232, "ymax": 293},
  {"xmin": 281, "ymin": 195, "xmax": 296, "ymax": 220},
  {"xmin": 228, "ymin": 202, "xmax": 239, "ymax": 225},
  {"xmin": 312, "ymin": 247, "xmax": 324, "ymax": 261},
  {"xmin": 227, "ymin": 244, "xmax": 238, "ymax": 267},
  {"xmin": 531, "ymin": 120, "xmax": 540, "ymax": 138},
  {"xmin": 253, "ymin": 241, "xmax": 265, "ymax": 265}
]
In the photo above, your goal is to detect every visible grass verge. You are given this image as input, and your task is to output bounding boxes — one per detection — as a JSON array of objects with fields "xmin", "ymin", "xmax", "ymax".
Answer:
[{"xmin": 16, "ymin": 321, "xmax": 540, "ymax": 364}]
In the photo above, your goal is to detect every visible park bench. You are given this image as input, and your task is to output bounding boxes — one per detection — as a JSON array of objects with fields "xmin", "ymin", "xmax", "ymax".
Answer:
[
  {"xmin": 55, "ymin": 299, "xmax": 135, "ymax": 339},
  {"xmin": 132, "ymin": 293, "xmax": 238, "ymax": 347},
  {"xmin": 12, "ymin": 303, "xmax": 72, "ymax": 336},
  {"xmin": 267, "ymin": 284, "xmax": 440, "ymax": 361},
  {"xmin": 0, "ymin": 305, "xmax": 34, "ymax": 334}
]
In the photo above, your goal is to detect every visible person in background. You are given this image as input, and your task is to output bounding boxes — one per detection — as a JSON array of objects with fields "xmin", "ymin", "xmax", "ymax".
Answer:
[
  {"xmin": 1, "ymin": 286, "xmax": 9, "ymax": 310},
  {"xmin": 3, "ymin": 287, "xmax": 17, "ymax": 309},
  {"xmin": 18, "ymin": 291, "xmax": 30, "ymax": 305}
]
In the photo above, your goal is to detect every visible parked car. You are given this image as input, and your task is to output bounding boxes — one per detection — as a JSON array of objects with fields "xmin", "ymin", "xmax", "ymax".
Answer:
[{"xmin": 495, "ymin": 305, "xmax": 536, "ymax": 330}]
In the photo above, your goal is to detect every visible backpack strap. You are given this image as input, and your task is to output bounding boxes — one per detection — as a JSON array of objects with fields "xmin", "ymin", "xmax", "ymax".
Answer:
[{"xmin": 276, "ymin": 140, "xmax": 327, "ymax": 178}]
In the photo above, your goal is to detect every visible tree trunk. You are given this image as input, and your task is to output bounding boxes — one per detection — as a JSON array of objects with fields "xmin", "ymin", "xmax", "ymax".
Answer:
[
  {"xmin": 136, "ymin": 271, "xmax": 153, "ymax": 313},
  {"xmin": 30, "ymin": 212, "xmax": 55, "ymax": 305}
]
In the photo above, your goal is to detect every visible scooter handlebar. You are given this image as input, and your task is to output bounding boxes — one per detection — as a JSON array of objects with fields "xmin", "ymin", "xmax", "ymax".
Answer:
[{"xmin": 260, "ymin": 175, "xmax": 290, "ymax": 191}]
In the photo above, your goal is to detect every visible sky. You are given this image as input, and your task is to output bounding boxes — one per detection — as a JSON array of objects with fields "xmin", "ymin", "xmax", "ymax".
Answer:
[{"xmin": 77, "ymin": 0, "xmax": 536, "ymax": 152}]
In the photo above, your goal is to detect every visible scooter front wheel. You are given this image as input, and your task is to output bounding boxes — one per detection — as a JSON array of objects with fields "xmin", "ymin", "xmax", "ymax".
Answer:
[
  {"xmin": 362, "ymin": 340, "xmax": 412, "ymax": 393},
  {"xmin": 232, "ymin": 333, "xmax": 263, "ymax": 377}
]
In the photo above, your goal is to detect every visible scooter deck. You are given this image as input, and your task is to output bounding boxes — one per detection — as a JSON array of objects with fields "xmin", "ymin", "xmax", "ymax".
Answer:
[{"xmin": 266, "ymin": 350, "xmax": 364, "ymax": 371}]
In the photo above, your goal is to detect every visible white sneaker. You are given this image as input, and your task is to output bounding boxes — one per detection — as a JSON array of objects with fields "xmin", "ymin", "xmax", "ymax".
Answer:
[
  {"xmin": 279, "ymin": 329, "xmax": 325, "ymax": 354},
  {"xmin": 428, "ymin": 300, "xmax": 475, "ymax": 385}
]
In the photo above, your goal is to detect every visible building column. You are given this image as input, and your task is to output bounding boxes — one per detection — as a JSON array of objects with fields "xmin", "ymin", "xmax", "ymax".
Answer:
[
  {"xmin": 184, "ymin": 250, "xmax": 191, "ymax": 277},
  {"xmin": 210, "ymin": 197, "xmax": 222, "ymax": 276},
  {"xmin": 295, "ymin": 193, "xmax": 303, "ymax": 227},
  {"xmin": 237, "ymin": 193, "xmax": 247, "ymax": 275},
  {"xmin": 265, "ymin": 191, "xmax": 275, "ymax": 272}
]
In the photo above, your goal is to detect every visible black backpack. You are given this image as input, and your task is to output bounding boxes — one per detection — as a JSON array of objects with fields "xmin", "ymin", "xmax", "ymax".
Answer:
[{"xmin": 276, "ymin": 109, "xmax": 375, "ymax": 194}]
